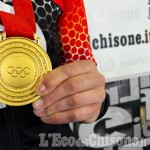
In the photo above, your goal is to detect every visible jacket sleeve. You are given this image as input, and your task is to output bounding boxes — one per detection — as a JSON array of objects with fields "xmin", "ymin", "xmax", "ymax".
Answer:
[
  {"xmin": 57, "ymin": 0, "xmax": 96, "ymax": 64},
  {"xmin": 57, "ymin": 0, "xmax": 109, "ymax": 120},
  {"xmin": 96, "ymin": 92, "xmax": 110, "ymax": 120}
]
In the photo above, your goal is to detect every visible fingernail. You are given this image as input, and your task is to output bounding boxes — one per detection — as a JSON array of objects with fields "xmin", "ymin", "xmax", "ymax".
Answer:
[
  {"xmin": 33, "ymin": 109, "xmax": 45, "ymax": 117},
  {"xmin": 33, "ymin": 99, "xmax": 44, "ymax": 109},
  {"xmin": 41, "ymin": 116, "xmax": 49, "ymax": 123},
  {"xmin": 33, "ymin": 108, "xmax": 45, "ymax": 114},
  {"xmin": 37, "ymin": 84, "xmax": 46, "ymax": 95}
]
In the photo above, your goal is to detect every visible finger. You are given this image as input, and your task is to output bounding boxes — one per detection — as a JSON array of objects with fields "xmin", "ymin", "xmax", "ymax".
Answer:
[
  {"xmin": 40, "ymin": 103, "xmax": 99, "ymax": 124},
  {"xmin": 33, "ymin": 88, "xmax": 105, "ymax": 118},
  {"xmin": 83, "ymin": 104, "xmax": 101, "ymax": 123},
  {"xmin": 35, "ymin": 60, "xmax": 96, "ymax": 95},
  {"xmin": 33, "ymin": 71, "xmax": 105, "ymax": 110},
  {"xmin": 47, "ymin": 88, "xmax": 105, "ymax": 115}
]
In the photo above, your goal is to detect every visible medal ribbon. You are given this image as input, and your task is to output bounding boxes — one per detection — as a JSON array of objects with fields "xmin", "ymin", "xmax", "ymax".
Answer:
[{"xmin": 0, "ymin": 0, "xmax": 36, "ymax": 39}]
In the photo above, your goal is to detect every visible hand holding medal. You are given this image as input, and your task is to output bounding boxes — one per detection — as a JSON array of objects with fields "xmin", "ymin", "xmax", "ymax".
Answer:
[
  {"xmin": 32, "ymin": 0, "xmax": 106, "ymax": 124},
  {"xmin": 0, "ymin": 0, "xmax": 52, "ymax": 106}
]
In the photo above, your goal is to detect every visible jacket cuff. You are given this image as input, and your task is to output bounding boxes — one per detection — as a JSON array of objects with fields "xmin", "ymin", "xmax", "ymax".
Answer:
[{"xmin": 96, "ymin": 92, "xmax": 110, "ymax": 121}]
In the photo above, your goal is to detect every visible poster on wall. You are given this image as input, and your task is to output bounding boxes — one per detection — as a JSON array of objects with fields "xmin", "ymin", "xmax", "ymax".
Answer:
[
  {"xmin": 77, "ymin": 0, "xmax": 150, "ymax": 150},
  {"xmin": 84, "ymin": 0, "xmax": 150, "ymax": 82}
]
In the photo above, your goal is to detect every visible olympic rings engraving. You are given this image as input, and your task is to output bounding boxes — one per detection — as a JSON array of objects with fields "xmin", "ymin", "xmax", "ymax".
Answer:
[{"xmin": 7, "ymin": 66, "xmax": 30, "ymax": 78}]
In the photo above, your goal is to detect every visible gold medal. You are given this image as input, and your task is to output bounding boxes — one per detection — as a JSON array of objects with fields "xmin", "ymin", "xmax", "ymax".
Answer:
[{"xmin": 0, "ymin": 32, "xmax": 52, "ymax": 106}]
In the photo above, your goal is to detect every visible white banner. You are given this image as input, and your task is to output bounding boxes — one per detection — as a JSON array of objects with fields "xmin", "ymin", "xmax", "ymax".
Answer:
[{"xmin": 84, "ymin": 0, "xmax": 150, "ymax": 82}]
